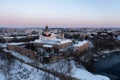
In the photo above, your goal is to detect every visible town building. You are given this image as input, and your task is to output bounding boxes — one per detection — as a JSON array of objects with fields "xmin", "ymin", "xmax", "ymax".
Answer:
[
  {"xmin": 7, "ymin": 26, "xmax": 89, "ymax": 62},
  {"xmin": 33, "ymin": 26, "xmax": 73, "ymax": 56}
]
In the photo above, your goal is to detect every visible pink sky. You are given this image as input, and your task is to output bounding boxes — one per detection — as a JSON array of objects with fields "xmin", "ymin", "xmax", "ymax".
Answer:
[{"xmin": 0, "ymin": 0, "xmax": 120, "ymax": 27}]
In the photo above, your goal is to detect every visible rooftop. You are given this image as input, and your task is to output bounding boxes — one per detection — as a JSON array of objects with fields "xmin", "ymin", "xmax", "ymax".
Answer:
[{"xmin": 34, "ymin": 39, "xmax": 72, "ymax": 45}]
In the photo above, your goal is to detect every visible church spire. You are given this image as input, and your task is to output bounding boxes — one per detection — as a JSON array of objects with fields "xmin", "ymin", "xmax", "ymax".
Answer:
[{"xmin": 45, "ymin": 25, "xmax": 49, "ymax": 31}]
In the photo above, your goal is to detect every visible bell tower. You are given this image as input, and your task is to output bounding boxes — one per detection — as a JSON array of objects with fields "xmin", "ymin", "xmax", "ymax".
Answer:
[
  {"xmin": 61, "ymin": 29, "xmax": 64, "ymax": 39},
  {"xmin": 44, "ymin": 25, "xmax": 49, "ymax": 32}
]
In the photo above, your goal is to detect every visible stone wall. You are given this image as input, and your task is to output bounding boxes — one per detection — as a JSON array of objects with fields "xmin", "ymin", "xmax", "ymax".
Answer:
[
  {"xmin": 74, "ymin": 42, "xmax": 89, "ymax": 56},
  {"xmin": 7, "ymin": 45, "xmax": 37, "ymax": 60},
  {"xmin": 7, "ymin": 42, "xmax": 89, "ymax": 62}
]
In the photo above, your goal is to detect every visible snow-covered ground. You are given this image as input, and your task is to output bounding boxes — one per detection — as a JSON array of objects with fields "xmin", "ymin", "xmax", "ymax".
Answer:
[
  {"xmin": 100, "ymin": 49, "xmax": 120, "ymax": 54},
  {"xmin": 2, "ymin": 49, "xmax": 110, "ymax": 80},
  {"xmin": 42, "ymin": 59, "xmax": 110, "ymax": 80},
  {"xmin": 7, "ymin": 50, "xmax": 35, "ymax": 63},
  {"xmin": 92, "ymin": 48, "xmax": 120, "ymax": 59},
  {"xmin": 0, "ymin": 60, "xmax": 59, "ymax": 80},
  {"xmin": 71, "ymin": 61, "xmax": 110, "ymax": 80},
  {"xmin": 0, "ymin": 59, "xmax": 110, "ymax": 80},
  {"xmin": 0, "ymin": 43, "xmax": 7, "ymax": 48},
  {"xmin": 0, "ymin": 73, "xmax": 5, "ymax": 80}
]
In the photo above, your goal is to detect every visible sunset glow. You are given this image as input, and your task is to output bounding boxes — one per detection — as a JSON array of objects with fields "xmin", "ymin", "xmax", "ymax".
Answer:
[{"xmin": 0, "ymin": 0, "xmax": 120, "ymax": 27}]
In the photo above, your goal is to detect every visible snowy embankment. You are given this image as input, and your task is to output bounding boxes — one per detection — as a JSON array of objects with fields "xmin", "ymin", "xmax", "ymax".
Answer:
[
  {"xmin": 0, "ymin": 73, "xmax": 5, "ymax": 80},
  {"xmin": 43, "ymin": 59, "xmax": 110, "ymax": 80},
  {"xmin": 0, "ymin": 43, "xmax": 7, "ymax": 48},
  {"xmin": 72, "ymin": 63, "xmax": 110, "ymax": 80},
  {"xmin": 4, "ymin": 49, "xmax": 35, "ymax": 63},
  {"xmin": 100, "ymin": 49, "xmax": 120, "ymax": 54},
  {"xmin": 3, "ymin": 49, "xmax": 110, "ymax": 80},
  {"xmin": 92, "ymin": 49, "xmax": 120, "ymax": 59},
  {"xmin": 0, "ymin": 60, "xmax": 59, "ymax": 80}
]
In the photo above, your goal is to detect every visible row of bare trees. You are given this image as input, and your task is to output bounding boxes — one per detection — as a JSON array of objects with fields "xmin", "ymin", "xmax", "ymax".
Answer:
[{"xmin": 0, "ymin": 50, "xmax": 15, "ymax": 80}]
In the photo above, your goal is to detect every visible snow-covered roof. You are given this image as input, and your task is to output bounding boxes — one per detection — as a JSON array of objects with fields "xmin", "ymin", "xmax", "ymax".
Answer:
[
  {"xmin": 16, "ymin": 36, "xmax": 26, "ymax": 39},
  {"xmin": 34, "ymin": 39, "xmax": 72, "ymax": 45},
  {"xmin": 28, "ymin": 34, "xmax": 38, "ymax": 37},
  {"xmin": 43, "ymin": 44, "xmax": 53, "ymax": 48},
  {"xmin": 3, "ymin": 37, "xmax": 14, "ymax": 39},
  {"xmin": 59, "ymin": 39, "xmax": 72, "ymax": 44},
  {"xmin": 73, "ymin": 40, "xmax": 88, "ymax": 47},
  {"xmin": 7, "ymin": 42, "xmax": 24, "ymax": 46}
]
